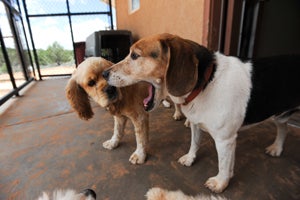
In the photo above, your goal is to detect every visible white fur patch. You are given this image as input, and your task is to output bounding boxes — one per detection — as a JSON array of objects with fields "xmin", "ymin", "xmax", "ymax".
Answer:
[
  {"xmin": 169, "ymin": 52, "xmax": 253, "ymax": 193},
  {"xmin": 36, "ymin": 189, "xmax": 95, "ymax": 200},
  {"xmin": 146, "ymin": 187, "xmax": 228, "ymax": 200},
  {"xmin": 177, "ymin": 52, "xmax": 252, "ymax": 132}
]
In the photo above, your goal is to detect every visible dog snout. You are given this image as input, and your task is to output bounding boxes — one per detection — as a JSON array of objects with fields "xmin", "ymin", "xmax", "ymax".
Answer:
[
  {"xmin": 102, "ymin": 69, "xmax": 110, "ymax": 80},
  {"xmin": 82, "ymin": 188, "xmax": 97, "ymax": 199},
  {"xmin": 104, "ymin": 85, "xmax": 117, "ymax": 100},
  {"xmin": 105, "ymin": 85, "xmax": 116, "ymax": 95}
]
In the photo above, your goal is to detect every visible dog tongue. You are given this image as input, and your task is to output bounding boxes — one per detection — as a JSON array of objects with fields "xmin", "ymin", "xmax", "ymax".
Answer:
[{"xmin": 143, "ymin": 85, "xmax": 154, "ymax": 109}]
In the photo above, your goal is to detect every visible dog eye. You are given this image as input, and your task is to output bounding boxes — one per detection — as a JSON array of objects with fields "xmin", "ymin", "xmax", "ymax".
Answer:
[
  {"xmin": 131, "ymin": 52, "xmax": 140, "ymax": 60},
  {"xmin": 87, "ymin": 80, "xmax": 96, "ymax": 87},
  {"xmin": 150, "ymin": 51, "xmax": 158, "ymax": 58}
]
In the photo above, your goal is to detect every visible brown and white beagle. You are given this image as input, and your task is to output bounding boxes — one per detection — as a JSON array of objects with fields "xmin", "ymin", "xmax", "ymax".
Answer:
[{"xmin": 103, "ymin": 33, "xmax": 300, "ymax": 193}]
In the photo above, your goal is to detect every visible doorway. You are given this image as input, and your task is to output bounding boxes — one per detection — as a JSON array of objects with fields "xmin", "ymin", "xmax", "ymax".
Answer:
[{"xmin": 209, "ymin": 0, "xmax": 300, "ymax": 59}]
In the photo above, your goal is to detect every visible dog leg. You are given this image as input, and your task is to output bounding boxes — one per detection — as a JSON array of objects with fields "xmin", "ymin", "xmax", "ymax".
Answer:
[
  {"xmin": 205, "ymin": 133, "xmax": 237, "ymax": 193},
  {"xmin": 162, "ymin": 99, "xmax": 171, "ymax": 107},
  {"xmin": 173, "ymin": 104, "xmax": 184, "ymax": 120},
  {"xmin": 184, "ymin": 119, "xmax": 190, "ymax": 127},
  {"xmin": 265, "ymin": 120, "xmax": 288, "ymax": 157},
  {"xmin": 129, "ymin": 114, "xmax": 149, "ymax": 164},
  {"xmin": 103, "ymin": 116, "xmax": 127, "ymax": 150},
  {"xmin": 178, "ymin": 123, "xmax": 201, "ymax": 166}
]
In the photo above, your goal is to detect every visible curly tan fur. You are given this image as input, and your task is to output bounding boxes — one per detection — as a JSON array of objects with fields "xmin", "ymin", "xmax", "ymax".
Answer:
[
  {"xmin": 66, "ymin": 77, "xmax": 94, "ymax": 120},
  {"xmin": 65, "ymin": 57, "xmax": 150, "ymax": 164}
]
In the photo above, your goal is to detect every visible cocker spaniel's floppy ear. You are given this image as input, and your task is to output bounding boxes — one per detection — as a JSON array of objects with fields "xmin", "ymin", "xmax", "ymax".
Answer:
[
  {"xmin": 65, "ymin": 76, "xmax": 94, "ymax": 120},
  {"xmin": 161, "ymin": 35, "xmax": 198, "ymax": 97}
]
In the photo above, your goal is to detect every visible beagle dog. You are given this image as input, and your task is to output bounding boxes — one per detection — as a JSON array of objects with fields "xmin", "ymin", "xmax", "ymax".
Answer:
[
  {"xmin": 66, "ymin": 57, "xmax": 151, "ymax": 164},
  {"xmin": 102, "ymin": 33, "xmax": 300, "ymax": 193}
]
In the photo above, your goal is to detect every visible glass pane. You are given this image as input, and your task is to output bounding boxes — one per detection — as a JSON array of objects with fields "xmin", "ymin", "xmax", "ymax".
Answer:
[
  {"xmin": 72, "ymin": 15, "xmax": 112, "ymax": 43},
  {"xmin": 10, "ymin": 0, "xmax": 19, "ymax": 11},
  {"xmin": 30, "ymin": 16, "xmax": 75, "ymax": 76},
  {"xmin": 25, "ymin": 0, "xmax": 67, "ymax": 15},
  {"xmin": 130, "ymin": 0, "xmax": 140, "ymax": 12},
  {"xmin": 6, "ymin": 38, "xmax": 26, "ymax": 88},
  {"xmin": 69, "ymin": 0, "xmax": 110, "ymax": 13},
  {"xmin": 0, "ymin": 2, "xmax": 26, "ymax": 95},
  {"xmin": 0, "ymin": 45, "xmax": 14, "ymax": 98},
  {"xmin": 13, "ymin": 15, "xmax": 34, "ymax": 79}
]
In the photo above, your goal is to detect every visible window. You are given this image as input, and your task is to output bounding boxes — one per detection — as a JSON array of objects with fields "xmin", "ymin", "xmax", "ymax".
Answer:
[{"xmin": 129, "ymin": 0, "xmax": 140, "ymax": 13}]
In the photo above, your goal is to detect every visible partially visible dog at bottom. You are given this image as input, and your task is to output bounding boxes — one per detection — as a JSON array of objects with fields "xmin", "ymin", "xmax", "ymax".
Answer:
[
  {"xmin": 146, "ymin": 187, "xmax": 227, "ymax": 200},
  {"xmin": 36, "ymin": 189, "xmax": 96, "ymax": 200}
]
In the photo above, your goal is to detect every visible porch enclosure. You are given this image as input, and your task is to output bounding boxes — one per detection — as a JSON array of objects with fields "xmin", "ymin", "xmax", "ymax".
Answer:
[{"xmin": 0, "ymin": 0, "xmax": 115, "ymax": 106}]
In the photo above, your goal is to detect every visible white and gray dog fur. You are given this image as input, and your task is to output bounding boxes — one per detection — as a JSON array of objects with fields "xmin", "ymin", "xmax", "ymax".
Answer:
[{"xmin": 36, "ymin": 189, "xmax": 96, "ymax": 200}]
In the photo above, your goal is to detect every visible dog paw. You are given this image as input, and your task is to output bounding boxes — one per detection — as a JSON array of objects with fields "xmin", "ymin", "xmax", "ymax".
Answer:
[
  {"xmin": 129, "ymin": 151, "xmax": 146, "ymax": 164},
  {"xmin": 184, "ymin": 119, "xmax": 190, "ymax": 127},
  {"xmin": 265, "ymin": 144, "xmax": 282, "ymax": 157},
  {"xmin": 205, "ymin": 176, "xmax": 229, "ymax": 193},
  {"xmin": 162, "ymin": 100, "xmax": 171, "ymax": 108},
  {"xmin": 178, "ymin": 154, "xmax": 195, "ymax": 166},
  {"xmin": 103, "ymin": 139, "xmax": 119, "ymax": 150},
  {"xmin": 173, "ymin": 112, "xmax": 184, "ymax": 121}
]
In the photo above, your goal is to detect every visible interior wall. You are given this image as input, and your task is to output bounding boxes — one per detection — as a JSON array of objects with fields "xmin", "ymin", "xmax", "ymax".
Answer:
[{"xmin": 116, "ymin": 0, "xmax": 207, "ymax": 44}]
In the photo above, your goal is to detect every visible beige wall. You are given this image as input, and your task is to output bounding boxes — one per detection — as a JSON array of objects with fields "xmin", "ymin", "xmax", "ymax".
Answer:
[{"xmin": 116, "ymin": 0, "xmax": 207, "ymax": 44}]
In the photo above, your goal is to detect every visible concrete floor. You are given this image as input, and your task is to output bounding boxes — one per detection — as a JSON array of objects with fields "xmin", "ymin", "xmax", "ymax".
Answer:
[{"xmin": 0, "ymin": 78, "xmax": 300, "ymax": 200}]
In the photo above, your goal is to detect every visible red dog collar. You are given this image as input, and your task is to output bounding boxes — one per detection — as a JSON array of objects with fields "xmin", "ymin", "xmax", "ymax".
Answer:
[{"xmin": 183, "ymin": 63, "xmax": 215, "ymax": 105}]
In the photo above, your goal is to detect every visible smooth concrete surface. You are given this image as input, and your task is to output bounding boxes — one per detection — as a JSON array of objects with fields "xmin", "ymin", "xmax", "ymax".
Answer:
[{"xmin": 0, "ymin": 78, "xmax": 299, "ymax": 200}]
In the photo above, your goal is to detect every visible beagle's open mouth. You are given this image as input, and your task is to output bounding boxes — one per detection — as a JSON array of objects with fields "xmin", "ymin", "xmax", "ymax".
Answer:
[{"xmin": 143, "ymin": 84, "xmax": 155, "ymax": 111}]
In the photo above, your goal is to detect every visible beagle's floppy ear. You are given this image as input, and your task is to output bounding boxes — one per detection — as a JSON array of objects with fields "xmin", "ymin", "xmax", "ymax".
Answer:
[
  {"xmin": 162, "ymin": 36, "xmax": 198, "ymax": 97},
  {"xmin": 65, "ymin": 77, "xmax": 94, "ymax": 120}
]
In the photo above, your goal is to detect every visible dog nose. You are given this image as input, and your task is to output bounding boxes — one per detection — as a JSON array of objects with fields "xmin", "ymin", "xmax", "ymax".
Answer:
[
  {"xmin": 82, "ymin": 189, "xmax": 96, "ymax": 199},
  {"xmin": 104, "ymin": 85, "xmax": 117, "ymax": 95},
  {"xmin": 102, "ymin": 69, "xmax": 110, "ymax": 80},
  {"xmin": 104, "ymin": 85, "xmax": 117, "ymax": 100}
]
